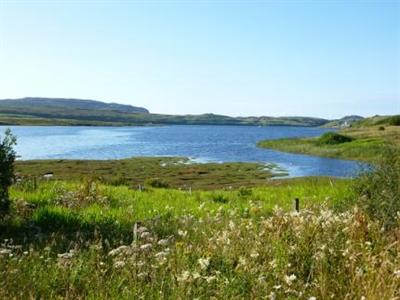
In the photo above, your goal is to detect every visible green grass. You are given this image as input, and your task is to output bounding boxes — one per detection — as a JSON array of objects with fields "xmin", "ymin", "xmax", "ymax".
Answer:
[
  {"xmin": 15, "ymin": 157, "xmax": 287, "ymax": 190},
  {"xmin": 1, "ymin": 177, "xmax": 399, "ymax": 299},
  {"xmin": 257, "ymin": 126, "xmax": 400, "ymax": 162}
]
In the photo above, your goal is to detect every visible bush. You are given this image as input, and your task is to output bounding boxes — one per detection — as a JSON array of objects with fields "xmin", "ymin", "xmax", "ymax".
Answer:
[
  {"xmin": 387, "ymin": 115, "xmax": 400, "ymax": 126},
  {"xmin": 211, "ymin": 193, "xmax": 229, "ymax": 203},
  {"xmin": 0, "ymin": 129, "xmax": 17, "ymax": 213},
  {"xmin": 238, "ymin": 187, "xmax": 252, "ymax": 198},
  {"xmin": 378, "ymin": 126, "xmax": 385, "ymax": 131},
  {"xmin": 354, "ymin": 147, "xmax": 400, "ymax": 228},
  {"xmin": 145, "ymin": 178, "xmax": 170, "ymax": 188},
  {"xmin": 317, "ymin": 132, "xmax": 354, "ymax": 145}
]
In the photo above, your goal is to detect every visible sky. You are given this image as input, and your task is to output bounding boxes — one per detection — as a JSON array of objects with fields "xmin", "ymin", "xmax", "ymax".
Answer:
[{"xmin": 0, "ymin": 0, "xmax": 399, "ymax": 118}]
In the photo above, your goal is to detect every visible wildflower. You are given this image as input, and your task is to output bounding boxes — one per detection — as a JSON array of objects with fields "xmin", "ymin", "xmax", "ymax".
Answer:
[
  {"xmin": 140, "ymin": 232, "xmax": 151, "ymax": 239},
  {"xmin": 269, "ymin": 259, "xmax": 277, "ymax": 269},
  {"xmin": 0, "ymin": 249, "xmax": 12, "ymax": 255},
  {"xmin": 229, "ymin": 220, "xmax": 235, "ymax": 230},
  {"xmin": 57, "ymin": 252, "xmax": 74, "ymax": 259},
  {"xmin": 114, "ymin": 261, "xmax": 126, "ymax": 268},
  {"xmin": 284, "ymin": 274, "xmax": 296, "ymax": 286},
  {"xmin": 178, "ymin": 230, "xmax": 187, "ymax": 237},
  {"xmin": 177, "ymin": 270, "xmax": 190, "ymax": 282},
  {"xmin": 108, "ymin": 245, "xmax": 129, "ymax": 257},
  {"xmin": 140, "ymin": 243, "xmax": 152, "ymax": 252},
  {"xmin": 198, "ymin": 257, "xmax": 210, "ymax": 270},
  {"xmin": 269, "ymin": 292, "xmax": 276, "ymax": 300},
  {"xmin": 273, "ymin": 285, "xmax": 281, "ymax": 290},
  {"xmin": 250, "ymin": 251, "xmax": 259, "ymax": 258},
  {"xmin": 157, "ymin": 239, "xmax": 169, "ymax": 246},
  {"xmin": 154, "ymin": 251, "xmax": 169, "ymax": 258},
  {"xmin": 137, "ymin": 226, "xmax": 148, "ymax": 234},
  {"xmin": 204, "ymin": 275, "xmax": 216, "ymax": 283},
  {"xmin": 394, "ymin": 270, "xmax": 400, "ymax": 278}
]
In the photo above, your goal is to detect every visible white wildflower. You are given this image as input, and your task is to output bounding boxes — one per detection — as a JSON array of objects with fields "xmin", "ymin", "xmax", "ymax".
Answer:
[
  {"xmin": 198, "ymin": 257, "xmax": 210, "ymax": 270},
  {"xmin": 137, "ymin": 226, "xmax": 148, "ymax": 234},
  {"xmin": 178, "ymin": 230, "xmax": 187, "ymax": 237},
  {"xmin": 113, "ymin": 261, "xmax": 126, "ymax": 268},
  {"xmin": 157, "ymin": 239, "xmax": 169, "ymax": 246},
  {"xmin": 108, "ymin": 245, "xmax": 129, "ymax": 257},
  {"xmin": 140, "ymin": 232, "xmax": 151, "ymax": 239},
  {"xmin": 250, "ymin": 251, "xmax": 259, "ymax": 258},
  {"xmin": 284, "ymin": 274, "xmax": 296, "ymax": 286},
  {"xmin": 192, "ymin": 272, "xmax": 201, "ymax": 279},
  {"xmin": 177, "ymin": 270, "xmax": 190, "ymax": 282},
  {"xmin": 0, "ymin": 249, "xmax": 12, "ymax": 255},
  {"xmin": 204, "ymin": 275, "xmax": 216, "ymax": 283},
  {"xmin": 140, "ymin": 243, "xmax": 153, "ymax": 252}
]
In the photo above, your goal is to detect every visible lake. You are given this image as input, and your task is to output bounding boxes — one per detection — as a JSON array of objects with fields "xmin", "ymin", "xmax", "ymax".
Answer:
[{"xmin": 2, "ymin": 125, "xmax": 363, "ymax": 177}]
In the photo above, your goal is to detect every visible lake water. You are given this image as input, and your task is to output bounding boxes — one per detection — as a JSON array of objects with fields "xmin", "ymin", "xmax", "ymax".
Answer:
[{"xmin": 2, "ymin": 125, "xmax": 363, "ymax": 177}]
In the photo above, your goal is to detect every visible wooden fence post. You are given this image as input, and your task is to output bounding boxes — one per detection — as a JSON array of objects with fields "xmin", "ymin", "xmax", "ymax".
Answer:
[{"xmin": 293, "ymin": 198, "xmax": 300, "ymax": 212}]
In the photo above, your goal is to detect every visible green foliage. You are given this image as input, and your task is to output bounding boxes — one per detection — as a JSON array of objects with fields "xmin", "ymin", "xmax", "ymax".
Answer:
[
  {"xmin": 353, "ymin": 114, "xmax": 400, "ymax": 127},
  {"xmin": 354, "ymin": 148, "xmax": 400, "ymax": 228},
  {"xmin": 238, "ymin": 187, "xmax": 253, "ymax": 198},
  {"xmin": 210, "ymin": 193, "xmax": 229, "ymax": 203},
  {"xmin": 387, "ymin": 115, "xmax": 400, "ymax": 126},
  {"xmin": 145, "ymin": 178, "xmax": 170, "ymax": 188},
  {"xmin": 258, "ymin": 125, "xmax": 400, "ymax": 163},
  {"xmin": 0, "ymin": 179, "xmax": 398, "ymax": 299},
  {"xmin": 0, "ymin": 129, "xmax": 16, "ymax": 213},
  {"xmin": 317, "ymin": 132, "xmax": 354, "ymax": 145}
]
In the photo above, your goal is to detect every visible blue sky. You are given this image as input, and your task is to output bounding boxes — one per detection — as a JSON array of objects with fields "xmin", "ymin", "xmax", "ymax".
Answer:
[{"xmin": 0, "ymin": 0, "xmax": 399, "ymax": 118}]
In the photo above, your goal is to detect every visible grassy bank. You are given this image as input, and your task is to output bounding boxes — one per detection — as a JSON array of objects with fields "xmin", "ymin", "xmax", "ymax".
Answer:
[
  {"xmin": 257, "ymin": 125, "xmax": 400, "ymax": 162},
  {"xmin": 1, "ymin": 177, "xmax": 399, "ymax": 299},
  {"xmin": 15, "ymin": 157, "xmax": 286, "ymax": 190}
]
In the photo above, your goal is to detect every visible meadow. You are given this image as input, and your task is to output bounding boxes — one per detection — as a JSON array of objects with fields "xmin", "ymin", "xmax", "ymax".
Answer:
[
  {"xmin": 15, "ymin": 157, "xmax": 284, "ymax": 190},
  {"xmin": 258, "ymin": 125, "xmax": 400, "ymax": 163},
  {"xmin": 1, "ymin": 171, "xmax": 399, "ymax": 299}
]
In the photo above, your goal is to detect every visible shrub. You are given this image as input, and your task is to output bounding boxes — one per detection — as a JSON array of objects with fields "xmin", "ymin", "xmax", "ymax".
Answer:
[
  {"xmin": 387, "ymin": 115, "xmax": 400, "ymax": 126},
  {"xmin": 378, "ymin": 126, "xmax": 385, "ymax": 131},
  {"xmin": 0, "ymin": 129, "xmax": 17, "ymax": 214},
  {"xmin": 211, "ymin": 193, "xmax": 229, "ymax": 203},
  {"xmin": 354, "ymin": 147, "xmax": 400, "ymax": 228},
  {"xmin": 317, "ymin": 132, "xmax": 354, "ymax": 145},
  {"xmin": 238, "ymin": 187, "xmax": 252, "ymax": 198},
  {"xmin": 145, "ymin": 178, "xmax": 170, "ymax": 188}
]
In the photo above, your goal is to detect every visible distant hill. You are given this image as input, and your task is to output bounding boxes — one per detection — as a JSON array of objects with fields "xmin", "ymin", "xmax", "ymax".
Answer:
[
  {"xmin": 0, "ymin": 97, "xmax": 329, "ymax": 127},
  {"xmin": 0, "ymin": 97, "xmax": 149, "ymax": 114},
  {"xmin": 323, "ymin": 115, "xmax": 364, "ymax": 128},
  {"xmin": 351, "ymin": 115, "xmax": 400, "ymax": 127}
]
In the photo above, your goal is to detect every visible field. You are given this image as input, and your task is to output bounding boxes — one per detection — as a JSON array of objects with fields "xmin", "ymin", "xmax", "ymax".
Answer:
[
  {"xmin": 1, "ymin": 175, "xmax": 399, "ymax": 299},
  {"xmin": 15, "ymin": 157, "xmax": 286, "ymax": 190},
  {"xmin": 258, "ymin": 125, "xmax": 400, "ymax": 162}
]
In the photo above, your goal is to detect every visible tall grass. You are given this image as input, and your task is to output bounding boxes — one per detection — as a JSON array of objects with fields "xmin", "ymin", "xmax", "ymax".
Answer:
[
  {"xmin": 1, "ymin": 176, "xmax": 399, "ymax": 299},
  {"xmin": 354, "ymin": 147, "xmax": 400, "ymax": 228}
]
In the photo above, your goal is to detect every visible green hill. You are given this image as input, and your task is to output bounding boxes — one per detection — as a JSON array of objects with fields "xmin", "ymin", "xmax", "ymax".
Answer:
[{"xmin": 0, "ymin": 97, "xmax": 329, "ymax": 127}]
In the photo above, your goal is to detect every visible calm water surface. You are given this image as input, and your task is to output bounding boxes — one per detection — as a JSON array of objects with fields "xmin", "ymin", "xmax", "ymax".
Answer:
[{"xmin": 2, "ymin": 125, "xmax": 363, "ymax": 177}]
